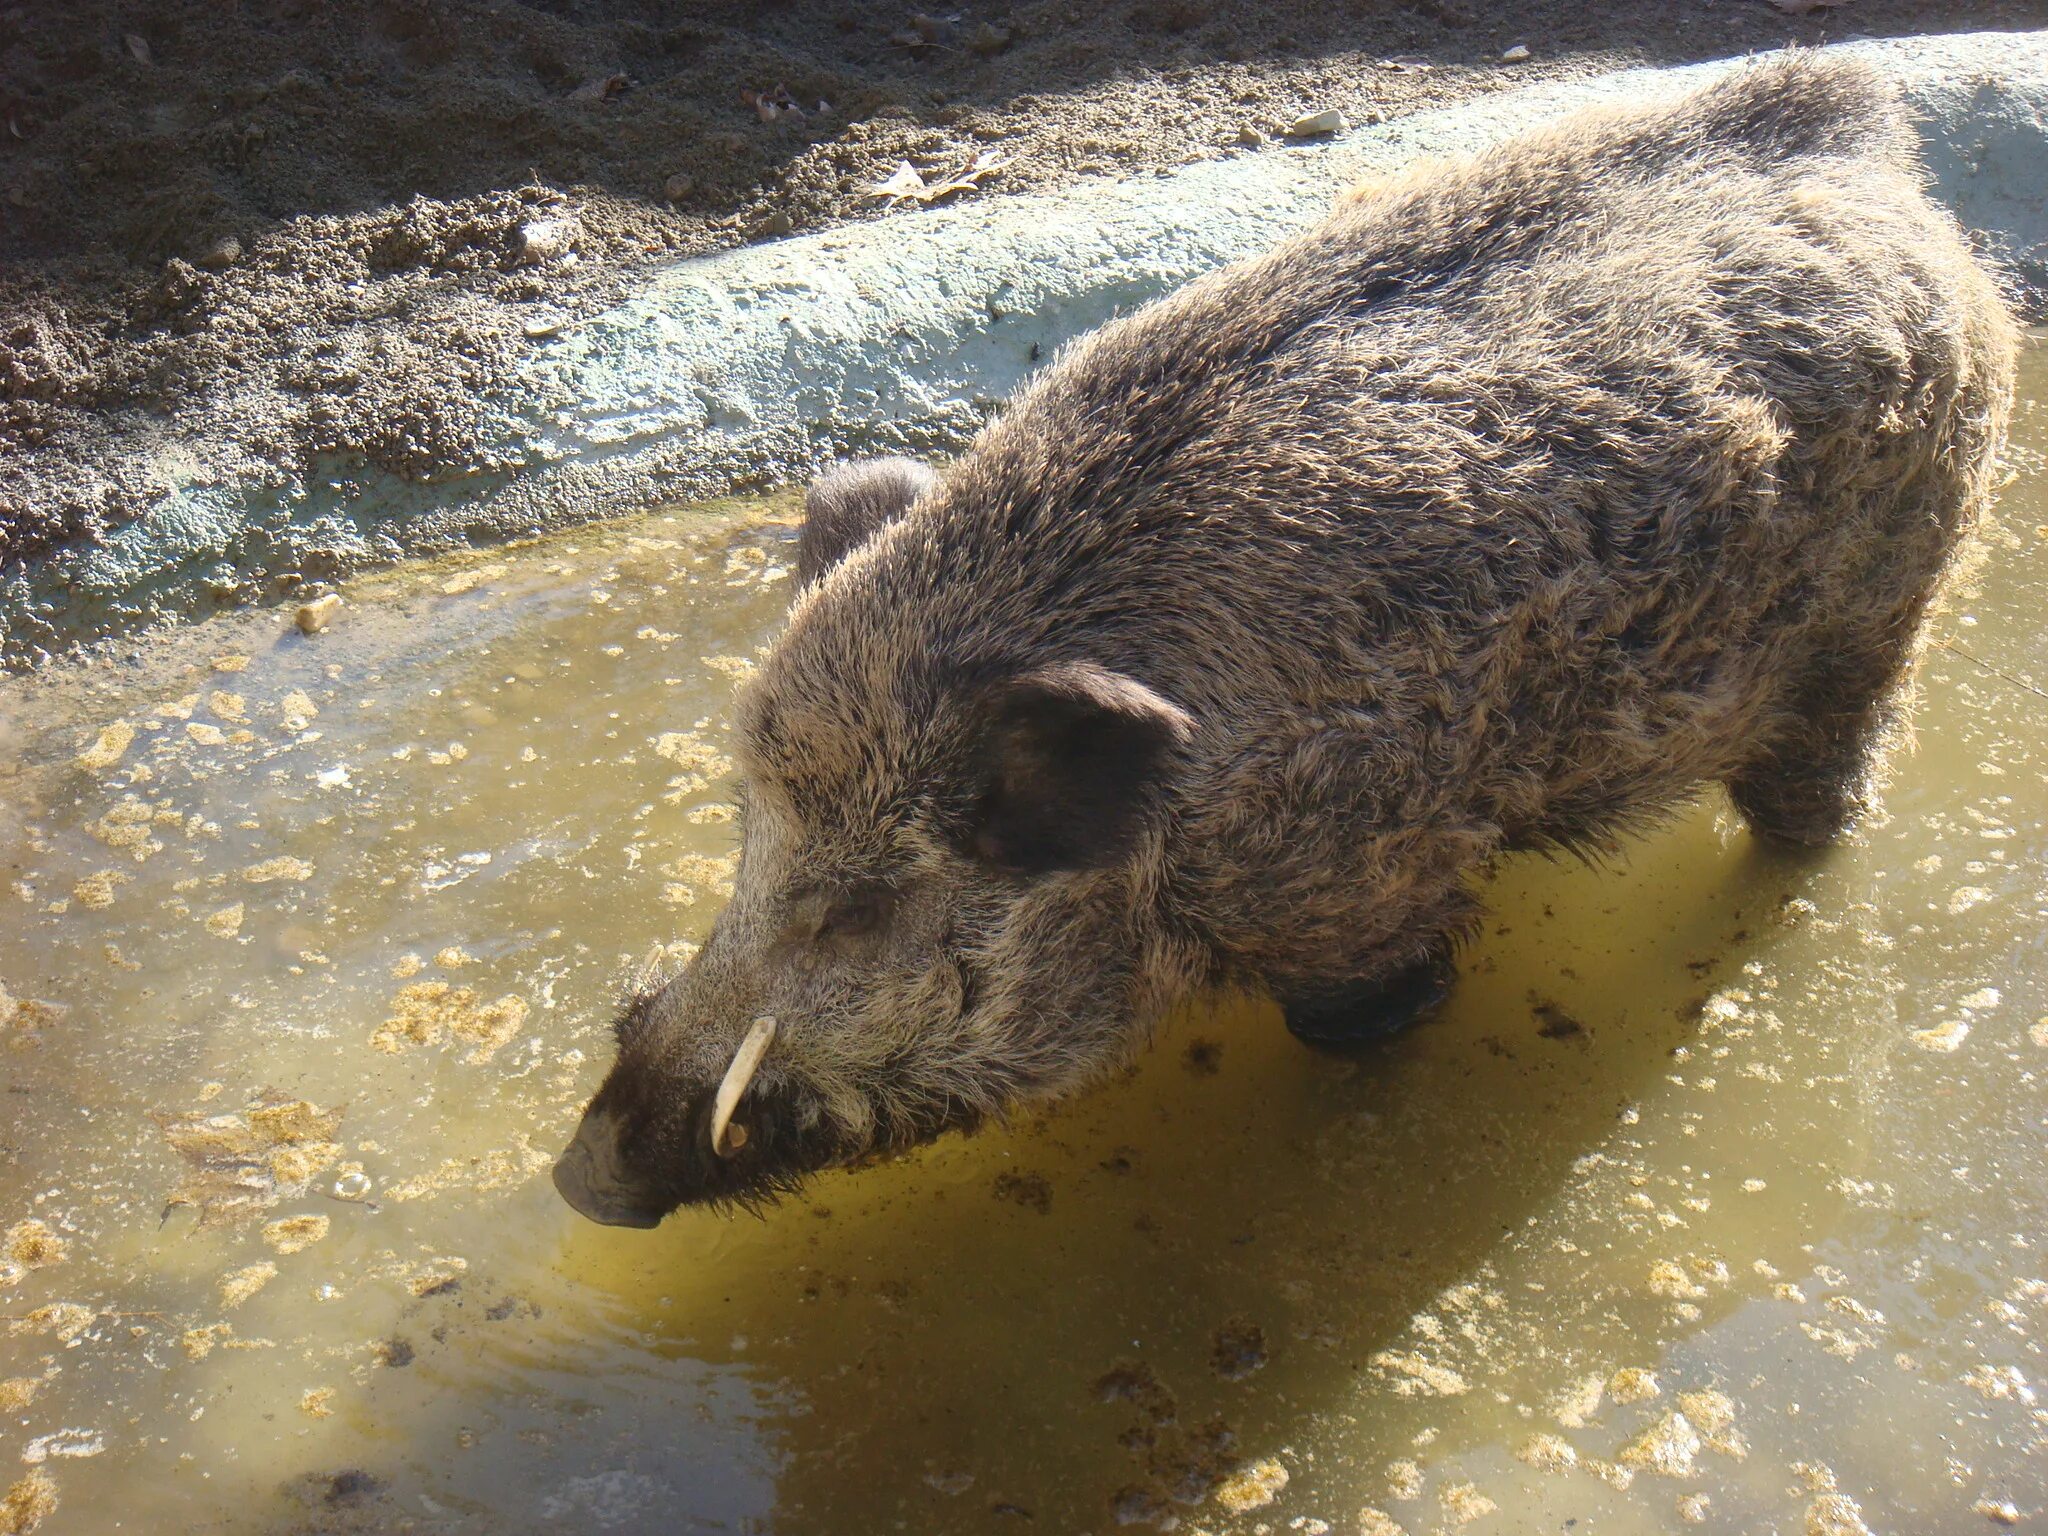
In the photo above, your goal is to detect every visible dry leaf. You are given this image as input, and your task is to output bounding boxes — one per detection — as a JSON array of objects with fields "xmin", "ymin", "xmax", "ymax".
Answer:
[
  {"xmin": 124, "ymin": 33, "xmax": 153, "ymax": 65},
  {"xmin": 871, "ymin": 161, "xmax": 931, "ymax": 200},
  {"xmin": 869, "ymin": 149, "xmax": 1010, "ymax": 205}
]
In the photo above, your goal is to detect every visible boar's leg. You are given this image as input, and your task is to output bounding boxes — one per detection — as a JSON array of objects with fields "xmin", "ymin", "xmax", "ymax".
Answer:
[
  {"xmin": 796, "ymin": 457, "xmax": 938, "ymax": 587},
  {"xmin": 1275, "ymin": 942, "xmax": 1458, "ymax": 1055},
  {"xmin": 1726, "ymin": 618, "xmax": 1922, "ymax": 848}
]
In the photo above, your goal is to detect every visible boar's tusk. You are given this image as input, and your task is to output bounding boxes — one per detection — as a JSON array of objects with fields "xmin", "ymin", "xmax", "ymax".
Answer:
[{"xmin": 710, "ymin": 1016, "xmax": 777, "ymax": 1157}]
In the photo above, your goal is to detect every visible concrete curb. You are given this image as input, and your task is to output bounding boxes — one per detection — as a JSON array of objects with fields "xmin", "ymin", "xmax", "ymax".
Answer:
[{"xmin": 8, "ymin": 31, "xmax": 2047, "ymax": 663}]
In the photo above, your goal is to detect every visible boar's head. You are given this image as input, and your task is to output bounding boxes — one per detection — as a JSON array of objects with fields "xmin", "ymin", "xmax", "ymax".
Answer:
[{"xmin": 553, "ymin": 466, "xmax": 1198, "ymax": 1226}]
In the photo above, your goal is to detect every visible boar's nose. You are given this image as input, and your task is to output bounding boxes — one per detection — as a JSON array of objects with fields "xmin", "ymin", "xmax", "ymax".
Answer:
[{"xmin": 553, "ymin": 1109, "xmax": 665, "ymax": 1229}]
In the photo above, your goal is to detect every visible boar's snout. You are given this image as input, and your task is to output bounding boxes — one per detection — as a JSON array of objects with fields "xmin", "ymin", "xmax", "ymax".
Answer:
[
  {"xmin": 552, "ymin": 1107, "xmax": 663, "ymax": 1229},
  {"xmin": 553, "ymin": 1039, "xmax": 858, "ymax": 1224}
]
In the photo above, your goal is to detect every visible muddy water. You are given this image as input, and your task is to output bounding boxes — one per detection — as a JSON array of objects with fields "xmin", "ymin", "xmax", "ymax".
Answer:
[{"xmin": 4, "ymin": 347, "xmax": 2047, "ymax": 1536}]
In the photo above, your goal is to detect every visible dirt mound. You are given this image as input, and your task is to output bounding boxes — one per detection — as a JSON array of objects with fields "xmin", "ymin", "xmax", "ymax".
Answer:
[{"xmin": 0, "ymin": 0, "xmax": 2025, "ymax": 587}]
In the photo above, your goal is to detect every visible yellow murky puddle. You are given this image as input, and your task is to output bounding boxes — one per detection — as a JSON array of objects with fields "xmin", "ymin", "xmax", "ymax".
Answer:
[{"xmin": 3, "ymin": 340, "xmax": 2046, "ymax": 1534}]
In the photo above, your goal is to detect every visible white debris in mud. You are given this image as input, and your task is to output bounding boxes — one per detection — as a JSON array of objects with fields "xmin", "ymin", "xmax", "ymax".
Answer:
[
  {"xmin": 1912, "ymin": 1019, "xmax": 1970, "ymax": 1052},
  {"xmin": 1806, "ymin": 1492, "xmax": 1875, "ymax": 1536},
  {"xmin": 1550, "ymin": 1374, "xmax": 1605, "ymax": 1428},
  {"xmin": 279, "ymin": 690, "xmax": 321, "ymax": 729},
  {"xmin": 6, "ymin": 1304, "xmax": 94, "ymax": 1343},
  {"xmin": 1960, "ymin": 1364, "xmax": 2035, "ymax": 1403},
  {"xmin": 243, "ymin": 856, "xmax": 313, "ymax": 883},
  {"xmin": 19, "ymin": 1430, "xmax": 103, "ymax": 1464},
  {"xmin": 1618, "ymin": 1412, "xmax": 1701, "ymax": 1478},
  {"xmin": 1213, "ymin": 1457, "xmax": 1287, "ymax": 1513},
  {"xmin": 262, "ymin": 1215, "xmax": 330, "ymax": 1254},
  {"xmin": 219, "ymin": 1262, "xmax": 277, "ymax": 1308},
  {"xmin": 1, "ymin": 1469, "xmax": 58, "ymax": 1534},
  {"xmin": 384, "ymin": 1137, "xmax": 552, "ymax": 1202},
  {"xmin": 1516, "ymin": 1433, "xmax": 1576, "ymax": 1473},
  {"xmin": 1647, "ymin": 1260, "xmax": 1707, "ymax": 1300},
  {"xmin": 75, "ymin": 721, "xmax": 135, "ymax": 773},
  {"xmin": 3, "ymin": 1219, "xmax": 69, "ymax": 1270},
  {"xmin": 1607, "ymin": 1367, "xmax": 1661, "ymax": 1403},
  {"xmin": 155, "ymin": 1095, "xmax": 345, "ymax": 1226},
  {"xmin": 1675, "ymin": 1390, "xmax": 1745, "ymax": 1459},
  {"xmin": 0, "ymin": 1378, "xmax": 41, "ymax": 1413},
  {"xmin": 70, "ymin": 871, "xmax": 127, "ymax": 910},
  {"xmin": 1440, "ymin": 1483, "xmax": 1495, "ymax": 1524},
  {"xmin": 371, "ymin": 982, "xmax": 528, "ymax": 1064},
  {"xmin": 1371, "ymin": 1350, "xmax": 1469, "ymax": 1397}
]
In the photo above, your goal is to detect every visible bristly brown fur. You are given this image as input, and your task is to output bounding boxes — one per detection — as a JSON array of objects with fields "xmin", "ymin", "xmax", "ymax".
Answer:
[{"xmin": 559, "ymin": 53, "xmax": 2018, "ymax": 1220}]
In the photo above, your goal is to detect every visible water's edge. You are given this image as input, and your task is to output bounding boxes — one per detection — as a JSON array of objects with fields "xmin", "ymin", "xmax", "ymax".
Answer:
[{"xmin": 7, "ymin": 30, "xmax": 2047, "ymax": 665}]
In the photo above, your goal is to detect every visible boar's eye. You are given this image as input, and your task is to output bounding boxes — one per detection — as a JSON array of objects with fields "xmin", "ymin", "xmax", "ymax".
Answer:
[{"xmin": 816, "ymin": 885, "xmax": 893, "ymax": 943}]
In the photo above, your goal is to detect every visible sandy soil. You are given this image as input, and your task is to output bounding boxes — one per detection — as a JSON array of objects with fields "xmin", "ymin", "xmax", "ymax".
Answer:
[{"xmin": 2, "ymin": 0, "xmax": 2039, "ymax": 571}]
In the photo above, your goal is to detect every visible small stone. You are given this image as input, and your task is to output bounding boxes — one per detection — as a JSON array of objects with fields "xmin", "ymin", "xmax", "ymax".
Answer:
[
  {"xmin": 753, "ymin": 209, "xmax": 794, "ymax": 237},
  {"xmin": 662, "ymin": 172, "xmax": 695, "ymax": 202},
  {"xmin": 1284, "ymin": 108, "xmax": 1347, "ymax": 138},
  {"xmin": 295, "ymin": 593, "xmax": 343, "ymax": 633},
  {"xmin": 1236, "ymin": 123, "xmax": 1266, "ymax": 147},
  {"xmin": 1501, "ymin": 44, "xmax": 1531, "ymax": 62},
  {"xmin": 197, "ymin": 235, "xmax": 242, "ymax": 269},
  {"xmin": 1973, "ymin": 1497, "xmax": 2021, "ymax": 1526},
  {"xmin": 514, "ymin": 216, "xmax": 577, "ymax": 265}
]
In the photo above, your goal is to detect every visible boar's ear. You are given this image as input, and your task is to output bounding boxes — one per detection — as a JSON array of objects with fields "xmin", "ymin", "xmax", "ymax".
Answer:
[
  {"xmin": 965, "ymin": 661, "xmax": 1194, "ymax": 876},
  {"xmin": 798, "ymin": 457, "xmax": 938, "ymax": 587}
]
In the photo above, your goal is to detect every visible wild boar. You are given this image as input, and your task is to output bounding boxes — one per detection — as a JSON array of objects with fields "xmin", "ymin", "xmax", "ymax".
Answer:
[{"xmin": 553, "ymin": 53, "xmax": 2017, "ymax": 1225}]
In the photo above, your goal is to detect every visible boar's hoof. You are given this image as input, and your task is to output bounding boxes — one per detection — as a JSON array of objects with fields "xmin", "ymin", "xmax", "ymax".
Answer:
[{"xmin": 1280, "ymin": 951, "xmax": 1456, "ymax": 1055}]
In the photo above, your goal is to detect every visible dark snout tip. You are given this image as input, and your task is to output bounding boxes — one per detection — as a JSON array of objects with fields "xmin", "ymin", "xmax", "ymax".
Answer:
[{"xmin": 553, "ymin": 1128, "xmax": 665, "ymax": 1230}]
